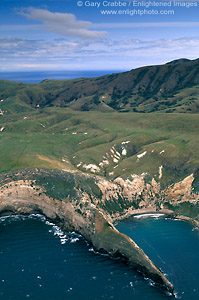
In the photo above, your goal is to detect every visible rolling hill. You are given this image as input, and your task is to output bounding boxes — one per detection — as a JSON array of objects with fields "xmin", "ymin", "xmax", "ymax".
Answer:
[
  {"xmin": 1, "ymin": 58, "xmax": 199, "ymax": 293},
  {"xmin": 1, "ymin": 58, "xmax": 199, "ymax": 114},
  {"xmin": 0, "ymin": 58, "xmax": 199, "ymax": 186}
]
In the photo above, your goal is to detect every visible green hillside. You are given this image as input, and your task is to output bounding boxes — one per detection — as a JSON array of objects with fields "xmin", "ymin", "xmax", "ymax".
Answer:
[
  {"xmin": 0, "ymin": 104, "xmax": 199, "ymax": 185},
  {"xmin": 1, "ymin": 58, "xmax": 199, "ymax": 114},
  {"xmin": 0, "ymin": 58, "xmax": 199, "ymax": 186},
  {"xmin": 1, "ymin": 59, "xmax": 199, "ymax": 294}
]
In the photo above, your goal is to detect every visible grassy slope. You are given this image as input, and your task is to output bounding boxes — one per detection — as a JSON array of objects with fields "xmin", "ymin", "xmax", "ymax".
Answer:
[
  {"xmin": 1, "ymin": 97, "xmax": 199, "ymax": 185},
  {"xmin": 1, "ymin": 59, "xmax": 199, "ymax": 114},
  {"xmin": 1, "ymin": 70, "xmax": 199, "ymax": 290}
]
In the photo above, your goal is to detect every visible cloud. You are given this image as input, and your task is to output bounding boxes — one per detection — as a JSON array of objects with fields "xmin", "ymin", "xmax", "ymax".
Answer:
[
  {"xmin": 0, "ymin": 25, "xmax": 41, "ymax": 31},
  {"xmin": 19, "ymin": 7, "xmax": 107, "ymax": 39},
  {"xmin": 0, "ymin": 37, "xmax": 83, "ymax": 58},
  {"xmin": 93, "ymin": 22, "xmax": 199, "ymax": 29},
  {"xmin": 0, "ymin": 36, "xmax": 198, "ymax": 71}
]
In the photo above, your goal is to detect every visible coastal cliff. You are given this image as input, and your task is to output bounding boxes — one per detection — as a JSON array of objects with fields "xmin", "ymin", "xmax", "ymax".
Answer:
[
  {"xmin": 1, "ymin": 168, "xmax": 198, "ymax": 295},
  {"xmin": 1, "ymin": 60, "xmax": 199, "ymax": 296}
]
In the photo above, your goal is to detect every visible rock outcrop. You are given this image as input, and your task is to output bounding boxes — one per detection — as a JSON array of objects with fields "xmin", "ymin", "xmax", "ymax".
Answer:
[{"xmin": 1, "ymin": 168, "xmax": 198, "ymax": 295}]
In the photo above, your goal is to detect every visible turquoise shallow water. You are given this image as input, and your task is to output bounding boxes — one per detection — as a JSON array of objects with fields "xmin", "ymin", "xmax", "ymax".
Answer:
[{"xmin": 0, "ymin": 214, "xmax": 198, "ymax": 300}]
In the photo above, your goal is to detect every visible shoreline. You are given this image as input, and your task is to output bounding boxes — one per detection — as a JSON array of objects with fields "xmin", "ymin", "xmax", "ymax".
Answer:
[
  {"xmin": 174, "ymin": 215, "xmax": 199, "ymax": 228},
  {"xmin": 112, "ymin": 208, "xmax": 174, "ymax": 222},
  {"xmin": 113, "ymin": 207, "xmax": 199, "ymax": 228},
  {"xmin": 1, "ymin": 168, "xmax": 197, "ymax": 296}
]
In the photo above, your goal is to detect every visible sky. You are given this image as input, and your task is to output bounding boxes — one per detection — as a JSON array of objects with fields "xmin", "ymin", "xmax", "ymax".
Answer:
[{"xmin": 0, "ymin": 0, "xmax": 199, "ymax": 71}]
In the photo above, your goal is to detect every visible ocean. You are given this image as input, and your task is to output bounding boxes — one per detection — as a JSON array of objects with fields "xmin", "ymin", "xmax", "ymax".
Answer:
[
  {"xmin": 0, "ymin": 70, "xmax": 123, "ymax": 83},
  {"xmin": 0, "ymin": 71, "xmax": 198, "ymax": 299},
  {"xmin": 0, "ymin": 214, "xmax": 198, "ymax": 300}
]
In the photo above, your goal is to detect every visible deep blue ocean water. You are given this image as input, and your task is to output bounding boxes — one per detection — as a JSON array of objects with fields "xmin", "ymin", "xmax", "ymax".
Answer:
[
  {"xmin": 0, "ymin": 214, "xmax": 198, "ymax": 300},
  {"xmin": 0, "ymin": 70, "xmax": 123, "ymax": 83}
]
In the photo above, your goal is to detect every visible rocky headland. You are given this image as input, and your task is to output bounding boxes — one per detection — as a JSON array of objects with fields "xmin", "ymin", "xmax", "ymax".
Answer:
[
  {"xmin": 1, "ymin": 168, "xmax": 198, "ymax": 295},
  {"xmin": 1, "ymin": 59, "xmax": 199, "ymax": 296}
]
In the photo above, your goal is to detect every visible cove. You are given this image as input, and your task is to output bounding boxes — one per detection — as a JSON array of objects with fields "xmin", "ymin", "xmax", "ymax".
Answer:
[
  {"xmin": 116, "ymin": 214, "xmax": 199, "ymax": 299},
  {"xmin": 0, "ymin": 215, "xmax": 198, "ymax": 300}
]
